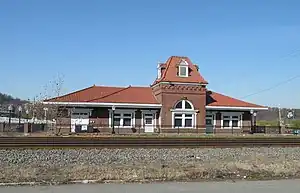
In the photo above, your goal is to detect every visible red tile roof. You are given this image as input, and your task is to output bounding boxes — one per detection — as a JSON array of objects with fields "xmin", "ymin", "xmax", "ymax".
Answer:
[
  {"xmin": 46, "ymin": 86, "xmax": 265, "ymax": 109},
  {"xmin": 45, "ymin": 85, "xmax": 160, "ymax": 104},
  {"xmin": 207, "ymin": 91, "xmax": 266, "ymax": 108},
  {"xmin": 153, "ymin": 56, "xmax": 208, "ymax": 85}
]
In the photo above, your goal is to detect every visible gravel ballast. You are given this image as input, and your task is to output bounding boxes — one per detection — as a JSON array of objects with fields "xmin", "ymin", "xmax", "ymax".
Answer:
[{"xmin": 1, "ymin": 147, "xmax": 300, "ymax": 184}]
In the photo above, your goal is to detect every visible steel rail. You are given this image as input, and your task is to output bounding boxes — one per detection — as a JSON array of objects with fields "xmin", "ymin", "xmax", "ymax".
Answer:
[{"xmin": 0, "ymin": 137, "xmax": 300, "ymax": 148}]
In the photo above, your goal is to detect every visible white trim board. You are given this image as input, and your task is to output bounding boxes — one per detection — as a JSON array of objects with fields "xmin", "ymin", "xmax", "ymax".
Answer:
[
  {"xmin": 170, "ymin": 109, "xmax": 198, "ymax": 113},
  {"xmin": 206, "ymin": 106, "xmax": 268, "ymax": 111},
  {"xmin": 44, "ymin": 102, "xmax": 268, "ymax": 111},
  {"xmin": 43, "ymin": 102, "xmax": 162, "ymax": 108},
  {"xmin": 155, "ymin": 81, "xmax": 207, "ymax": 86}
]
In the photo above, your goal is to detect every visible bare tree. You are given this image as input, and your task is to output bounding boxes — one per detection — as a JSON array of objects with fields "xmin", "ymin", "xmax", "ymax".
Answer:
[{"xmin": 29, "ymin": 74, "xmax": 69, "ymax": 135}]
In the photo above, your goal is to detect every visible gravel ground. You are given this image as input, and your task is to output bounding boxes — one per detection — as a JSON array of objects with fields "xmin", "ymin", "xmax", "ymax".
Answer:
[{"xmin": 1, "ymin": 147, "xmax": 300, "ymax": 184}]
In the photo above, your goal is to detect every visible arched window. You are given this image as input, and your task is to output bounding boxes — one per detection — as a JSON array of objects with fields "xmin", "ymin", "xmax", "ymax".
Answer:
[
  {"xmin": 174, "ymin": 100, "xmax": 194, "ymax": 110},
  {"xmin": 172, "ymin": 100, "xmax": 196, "ymax": 128}
]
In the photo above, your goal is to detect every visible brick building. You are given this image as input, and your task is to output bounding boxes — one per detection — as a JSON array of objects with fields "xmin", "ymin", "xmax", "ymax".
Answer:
[{"xmin": 44, "ymin": 56, "xmax": 267, "ymax": 134}]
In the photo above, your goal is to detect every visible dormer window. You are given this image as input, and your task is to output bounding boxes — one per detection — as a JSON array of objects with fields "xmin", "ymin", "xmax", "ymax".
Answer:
[
  {"xmin": 178, "ymin": 59, "xmax": 188, "ymax": 77},
  {"xmin": 157, "ymin": 63, "xmax": 166, "ymax": 79},
  {"xmin": 157, "ymin": 67, "xmax": 161, "ymax": 79}
]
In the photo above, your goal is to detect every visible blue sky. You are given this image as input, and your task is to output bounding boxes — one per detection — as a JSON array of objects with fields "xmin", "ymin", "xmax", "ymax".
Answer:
[{"xmin": 0, "ymin": 0, "xmax": 300, "ymax": 108}]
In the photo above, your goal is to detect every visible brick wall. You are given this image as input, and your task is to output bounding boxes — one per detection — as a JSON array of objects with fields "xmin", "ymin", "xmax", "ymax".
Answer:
[{"xmin": 152, "ymin": 83, "xmax": 206, "ymax": 127}]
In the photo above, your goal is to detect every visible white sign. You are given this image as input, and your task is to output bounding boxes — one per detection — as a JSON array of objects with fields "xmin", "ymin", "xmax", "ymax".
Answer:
[{"xmin": 287, "ymin": 111, "xmax": 294, "ymax": 119}]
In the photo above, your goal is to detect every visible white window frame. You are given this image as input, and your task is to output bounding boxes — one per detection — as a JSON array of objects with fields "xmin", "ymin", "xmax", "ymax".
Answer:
[
  {"xmin": 171, "ymin": 99, "xmax": 197, "ymax": 128},
  {"xmin": 173, "ymin": 112, "xmax": 195, "ymax": 128},
  {"xmin": 221, "ymin": 112, "xmax": 243, "ymax": 129},
  {"xmin": 70, "ymin": 108, "xmax": 92, "ymax": 117},
  {"xmin": 109, "ymin": 109, "xmax": 135, "ymax": 128},
  {"xmin": 174, "ymin": 100, "xmax": 194, "ymax": 110},
  {"xmin": 178, "ymin": 59, "xmax": 189, "ymax": 77}
]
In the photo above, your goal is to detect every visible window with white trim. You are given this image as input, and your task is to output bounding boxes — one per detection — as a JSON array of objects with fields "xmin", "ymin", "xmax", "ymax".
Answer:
[
  {"xmin": 172, "ymin": 100, "xmax": 196, "ymax": 128},
  {"xmin": 174, "ymin": 100, "xmax": 193, "ymax": 110},
  {"xmin": 174, "ymin": 113, "xmax": 193, "ymax": 128},
  {"xmin": 178, "ymin": 59, "xmax": 189, "ymax": 77},
  {"xmin": 232, "ymin": 116, "xmax": 239, "ymax": 127},
  {"xmin": 110, "ymin": 111, "xmax": 134, "ymax": 128},
  {"xmin": 221, "ymin": 113, "xmax": 242, "ymax": 129},
  {"xmin": 179, "ymin": 66, "xmax": 188, "ymax": 77}
]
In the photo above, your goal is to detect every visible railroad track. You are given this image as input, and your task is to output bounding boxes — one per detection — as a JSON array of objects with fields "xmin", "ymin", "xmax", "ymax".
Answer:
[{"xmin": 0, "ymin": 137, "xmax": 300, "ymax": 148}]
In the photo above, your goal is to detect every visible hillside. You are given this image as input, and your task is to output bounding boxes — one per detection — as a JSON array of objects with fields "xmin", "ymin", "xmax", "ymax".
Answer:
[
  {"xmin": 257, "ymin": 107, "xmax": 299, "ymax": 121},
  {"xmin": 0, "ymin": 93, "xmax": 27, "ymax": 105}
]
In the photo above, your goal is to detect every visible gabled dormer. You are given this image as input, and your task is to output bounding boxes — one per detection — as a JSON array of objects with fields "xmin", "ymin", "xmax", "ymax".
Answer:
[{"xmin": 178, "ymin": 59, "xmax": 189, "ymax": 77}]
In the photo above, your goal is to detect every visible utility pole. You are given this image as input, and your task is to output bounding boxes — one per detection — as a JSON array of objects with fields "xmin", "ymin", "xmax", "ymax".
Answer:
[{"xmin": 278, "ymin": 106, "xmax": 283, "ymax": 134}]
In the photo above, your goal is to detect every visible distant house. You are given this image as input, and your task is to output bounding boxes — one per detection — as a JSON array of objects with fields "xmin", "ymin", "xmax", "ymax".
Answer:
[{"xmin": 44, "ymin": 56, "xmax": 267, "ymax": 133}]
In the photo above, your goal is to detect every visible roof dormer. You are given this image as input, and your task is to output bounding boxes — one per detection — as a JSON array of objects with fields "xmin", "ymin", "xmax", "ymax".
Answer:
[
  {"xmin": 157, "ymin": 62, "xmax": 166, "ymax": 79},
  {"xmin": 152, "ymin": 56, "xmax": 208, "ymax": 86},
  {"xmin": 178, "ymin": 59, "xmax": 189, "ymax": 77}
]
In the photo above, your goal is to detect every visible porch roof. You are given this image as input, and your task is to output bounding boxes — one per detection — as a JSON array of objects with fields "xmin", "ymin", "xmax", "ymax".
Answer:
[
  {"xmin": 44, "ymin": 86, "xmax": 267, "ymax": 110},
  {"xmin": 45, "ymin": 85, "xmax": 160, "ymax": 105},
  {"xmin": 206, "ymin": 91, "xmax": 268, "ymax": 110}
]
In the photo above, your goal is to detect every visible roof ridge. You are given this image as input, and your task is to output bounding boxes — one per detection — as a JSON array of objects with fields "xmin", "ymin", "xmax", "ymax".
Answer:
[
  {"xmin": 44, "ymin": 85, "xmax": 95, "ymax": 102},
  {"xmin": 96, "ymin": 85, "xmax": 150, "ymax": 89},
  {"xmin": 94, "ymin": 85, "xmax": 125, "ymax": 89},
  {"xmin": 86, "ymin": 85, "xmax": 132, "ymax": 102},
  {"xmin": 129, "ymin": 86, "xmax": 151, "ymax": 88}
]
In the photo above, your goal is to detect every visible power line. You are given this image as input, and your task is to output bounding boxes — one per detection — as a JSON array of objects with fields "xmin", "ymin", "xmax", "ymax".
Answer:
[
  {"xmin": 240, "ymin": 49, "xmax": 300, "ymax": 99},
  {"xmin": 241, "ymin": 75, "xmax": 300, "ymax": 99}
]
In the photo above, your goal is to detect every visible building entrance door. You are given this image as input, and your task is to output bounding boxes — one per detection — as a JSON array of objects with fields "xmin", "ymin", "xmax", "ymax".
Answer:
[{"xmin": 144, "ymin": 114, "xmax": 154, "ymax": 133}]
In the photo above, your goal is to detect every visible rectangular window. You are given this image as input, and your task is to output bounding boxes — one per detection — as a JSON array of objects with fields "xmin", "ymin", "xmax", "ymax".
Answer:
[
  {"xmin": 145, "ymin": 117, "xmax": 152, "ymax": 125},
  {"xmin": 223, "ymin": 115, "xmax": 230, "ymax": 128},
  {"xmin": 111, "ymin": 112, "xmax": 133, "ymax": 127},
  {"xmin": 223, "ymin": 120, "xmax": 230, "ymax": 127},
  {"xmin": 179, "ymin": 66, "xmax": 188, "ymax": 77},
  {"xmin": 114, "ymin": 113, "xmax": 121, "ymax": 117},
  {"xmin": 175, "ymin": 118, "xmax": 182, "ymax": 127},
  {"xmin": 232, "ymin": 116, "xmax": 239, "ymax": 127},
  {"xmin": 222, "ymin": 114, "xmax": 241, "ymax": 128},
  {"xmin": 175, "ymin": 113, "xmax": 183, "ymax": 118},
  {"xmin": 123, "ymin": 118, "xmax": 131, "ymax": 126},
  {"xmin": 173, "ymin": 113, "xmax": 194, "ymax": 128},
  {"xmin": 232, "ymin": 120, "xmax": 239, "ymax": 127},
  {"xmin": 185, "ymin": 119, "xmax": 192, "ymax": 127},
  {"xmin": 114, "ymin": 117, "xmax": 121, "ymax": 126}
]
